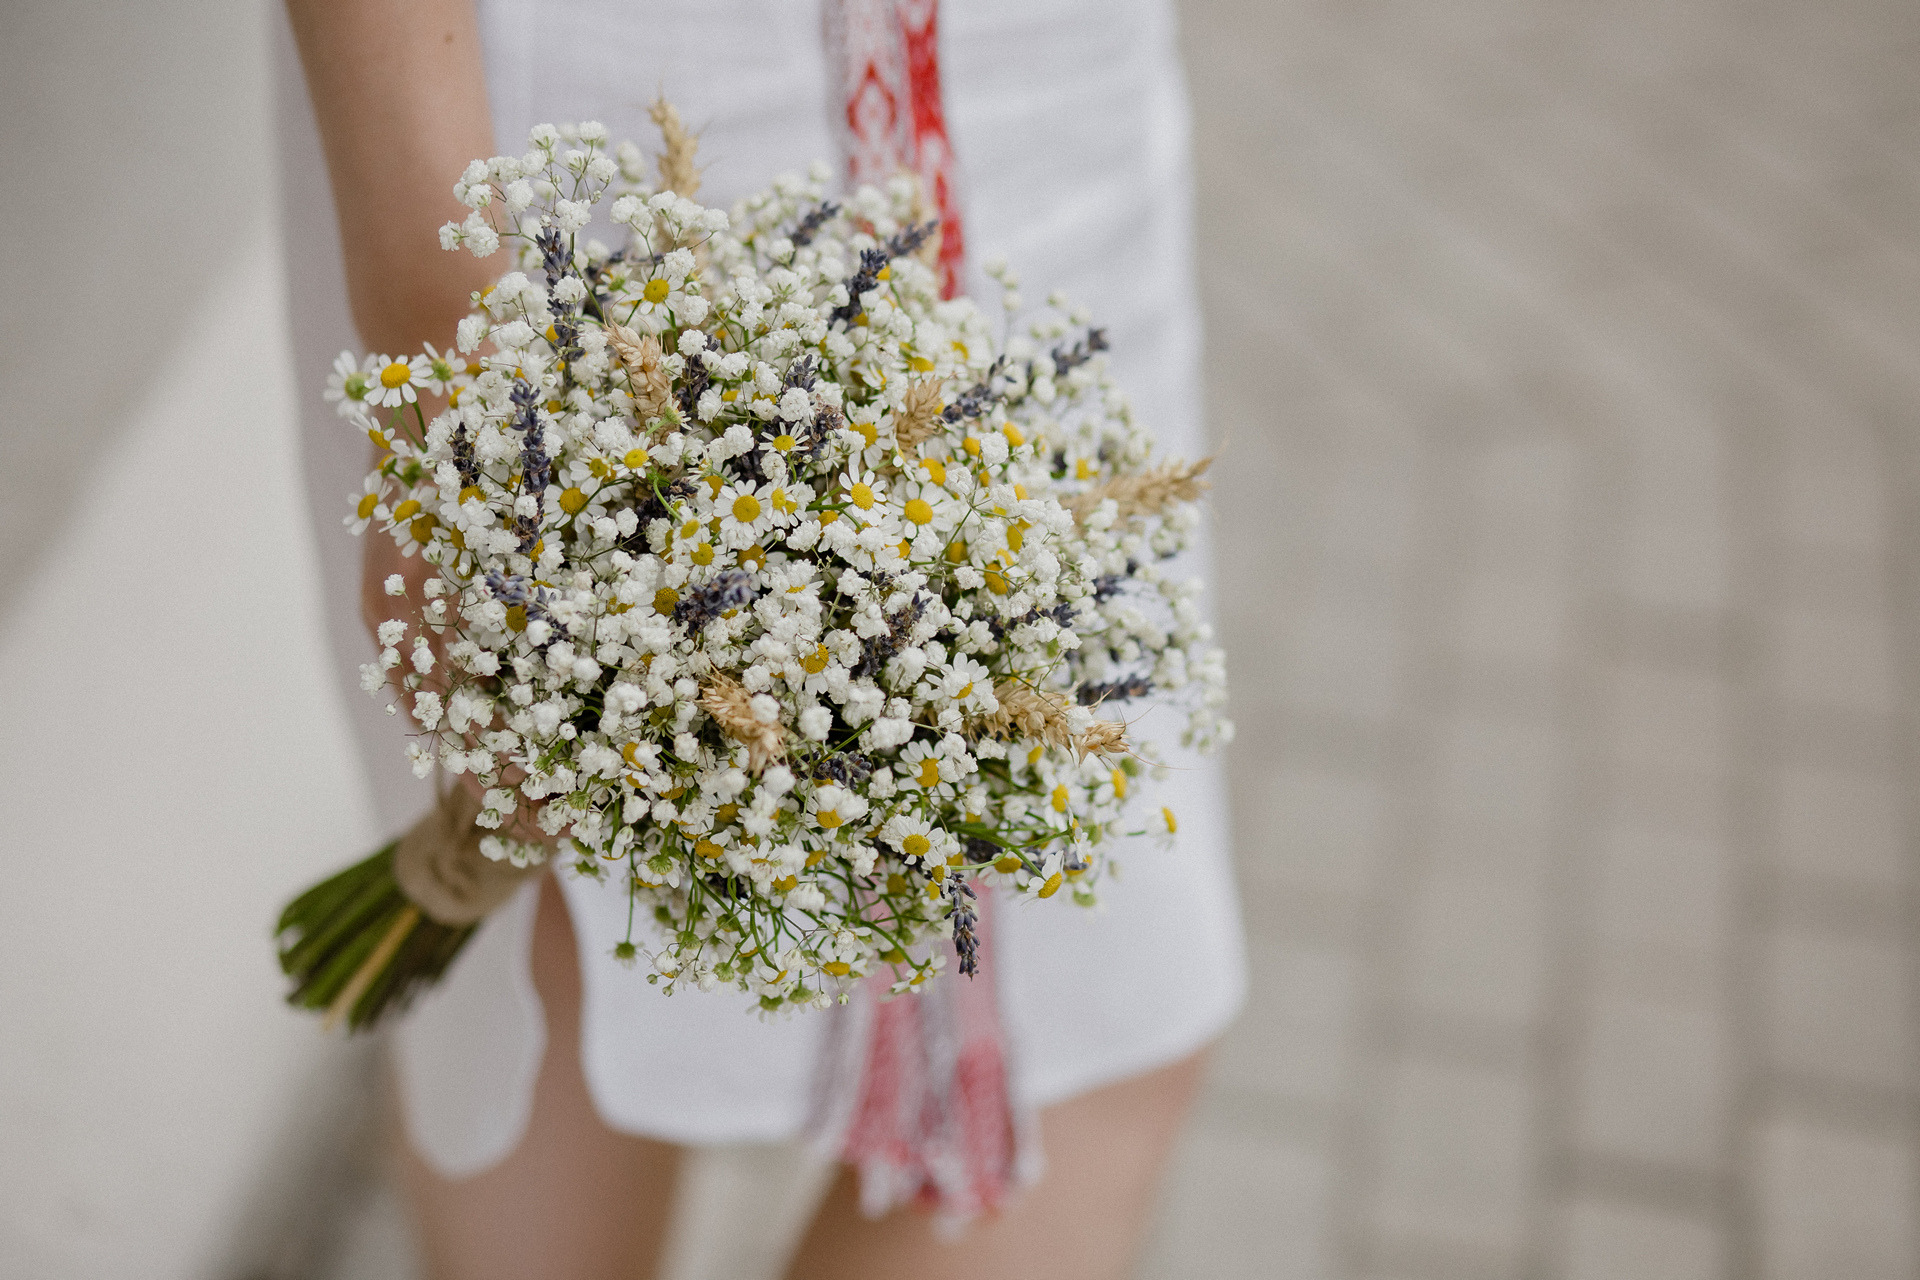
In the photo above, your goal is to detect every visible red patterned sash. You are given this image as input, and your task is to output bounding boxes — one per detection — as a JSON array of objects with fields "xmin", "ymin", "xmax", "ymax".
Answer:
[
  {"xmin": 824, "ymin": 0, "xmax": 968, "ymax": 298},
  {"xmin": 815, "ymin": 1, "xmax": 1023, "ymax": 1226}
]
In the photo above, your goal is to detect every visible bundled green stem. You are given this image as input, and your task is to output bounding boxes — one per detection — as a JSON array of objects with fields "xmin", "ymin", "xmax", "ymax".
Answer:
[{"xmin": 276, "ymin": 843, "xmax": 476, "ymax": 1032}]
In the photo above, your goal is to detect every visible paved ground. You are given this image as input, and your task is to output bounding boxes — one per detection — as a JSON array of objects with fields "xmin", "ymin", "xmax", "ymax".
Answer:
[
  {"xmin": 1140, "ymin": 2, "xmax": 1920, "ymax": 1277},
  {"xmin": 315, "ymin": 2, "xmax": 1920, "ymax": 1276}
]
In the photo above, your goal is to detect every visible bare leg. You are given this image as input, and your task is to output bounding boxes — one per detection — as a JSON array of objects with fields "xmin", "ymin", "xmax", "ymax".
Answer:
[
  {"xmin": 397, "ymin": 874, "xmax": 683, "ymax": 1280},
  {"xmin": 784, "ymin": 1049, "xmax": 1210, "ymax": 1280}
]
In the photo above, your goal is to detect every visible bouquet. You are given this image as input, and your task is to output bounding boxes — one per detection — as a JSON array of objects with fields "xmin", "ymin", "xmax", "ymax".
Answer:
[{"xmin": 277, "ymin": 110, "xmax": 1229, "ymax": 1032}]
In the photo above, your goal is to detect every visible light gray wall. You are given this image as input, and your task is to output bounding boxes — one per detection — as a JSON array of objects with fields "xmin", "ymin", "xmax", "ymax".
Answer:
[
  {"xmin": 0, "ymin": 5, "xmax": 383, "ymax": 1278},
  {"xmin": 0, "ymin": 0, "xmax": 273, "ymax": 618}
]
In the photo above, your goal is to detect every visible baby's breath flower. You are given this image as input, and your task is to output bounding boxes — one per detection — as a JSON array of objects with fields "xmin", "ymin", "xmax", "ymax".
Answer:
[{"xmin": 315, "ymin": 118, "xmax": 1229, "ymax": 1010}]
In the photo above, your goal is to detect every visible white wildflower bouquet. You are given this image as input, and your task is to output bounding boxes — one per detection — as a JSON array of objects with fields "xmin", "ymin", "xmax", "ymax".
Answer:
[{"xmin": 278, "ymin": 115, "xmax": 1228, "ymax": 1030}]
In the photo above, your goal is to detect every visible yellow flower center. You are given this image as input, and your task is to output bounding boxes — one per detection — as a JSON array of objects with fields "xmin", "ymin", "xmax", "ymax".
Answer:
[
  {"xmin": 823, "ymin": 961, "xmax": 852, "ymax": 976},
  {"xmin": 653, "ymin": 587, "xmax": 680, "ymax": 614},
  {"xmin": 984, "ymin": 569, "xmax": 1009, "ymax": 595},
  {"xmin": 1076, "ymin": 457, "xmax": 1094, "ymax": 480},
  {"xmin": 379, "ymin": 361, "xmax": 412, "ymax": 389},
  {"xmin": 1162, "ymin": 807, "xmax": 1178, "ymax": 833},
  {"xmin": 772, "ymin": 488, "xmax": 795, "ymax": 514},
  {"xmin": 945, "ymin": 540, "xmax": 967, "ymax": 563},
  {"xmin": 690, "ymin": 542, "xmax": 714, "ymax": 565},
  {"xmin": 773, "ymin": 434, "xmax": 796, "ymax": 452},
  {"xmin": 903, "ymin": 834, "xmax": 931, "ymax": 858},
  {"xmin": 817, "ymin": 809, "xmax": 843, "ymax": 829},
  {"xmin": 1002, "ymin": 422, "xmax": 1025, "ymax": 447},
  {"xmin": 917, "ymin": 758, "xmax": 942, "ymax": 788},
  {"xmin": 903, "ymin": 498, "xmax": 933, "ymax": 525},
  {"xmin": 802, "ymin": 644, "xmax": 830, "ymax": 674},
  {"xmin": 962, "ymin": 436, "xmax": 982, "ymax": 457},
  {"xmin": 559, "ymin": 486, "xmax": 588, "ymax": 514},
  {"xmin": 391, "ymin": 499, "xmax": 421, "ymax": 522},
  {"xmin": 1006, "ymin": 523, "xmax": 1025, "ymax": 552},
  {"xmin": 1038, "ymin": 872, "xmax": 1064, "ymax": 899},
  {"xmin": 644, "ymin": 278, "xmax": 671, "ymax": 303},
  {"xmin": 850, "ymin": 483, "xmax": 875, "ymax": 510},
  {"xmin": 1051, "ymin": 784, "xmax": 1069, "ymax": 813},
  {"xmin": 732, "ymin": 493, "xmax": 762, "ymax": 522},
  {"xmin": 957, "ymin": 682, "xmax": 973, "ymax": 699},
  {"xmin": 695, "ymin": 839, "xmax": 723, "ymax": 861},
  {"xmin": 356, "ymin": 494, "xmax": 378, "ymax": 519},
  {"xmin": 624, "ymin": 447, "xmax": 649, "ymax": 468},
  {"xmin": 920, "ymin": 458, "xmax": 946, "ymax": 485},
  {"xmin": 1111, "ymin": 769, "xmax": 1128, "ymax": 799}
]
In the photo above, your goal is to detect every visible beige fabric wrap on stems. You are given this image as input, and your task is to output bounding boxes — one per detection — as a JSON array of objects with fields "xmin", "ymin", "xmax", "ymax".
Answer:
[{"xmin": 393, "ymin": 786, "xmax": 541, "ymax": 927}]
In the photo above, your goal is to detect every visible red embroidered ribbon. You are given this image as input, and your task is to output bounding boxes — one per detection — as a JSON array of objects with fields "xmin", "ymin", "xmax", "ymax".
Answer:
[
  {"xmin": 825, "ymin": 0, "xmax": 967, "ymax": 298},
  {"xmin": 837, "ymin": 893, "xmax": 1016, "ymax": 1223},
  {"xmin": 819, "ymin": 1, "xmax": 1016, "ymax": 1225}
]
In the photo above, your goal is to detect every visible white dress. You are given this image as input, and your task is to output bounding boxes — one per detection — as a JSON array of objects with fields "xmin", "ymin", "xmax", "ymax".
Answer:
[{"xmin": 274, "ymin": 0, "xmax": 1245, "ymax": 1177}]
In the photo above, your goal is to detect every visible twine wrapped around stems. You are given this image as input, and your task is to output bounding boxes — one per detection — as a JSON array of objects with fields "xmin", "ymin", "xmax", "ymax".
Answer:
[{"xmin": 393, "ymin": 785, "xmax": 541, "ymax": 927}]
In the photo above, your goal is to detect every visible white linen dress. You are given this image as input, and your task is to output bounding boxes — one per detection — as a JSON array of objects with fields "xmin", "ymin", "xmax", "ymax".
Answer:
[{"xmin": 274, "ymin": 0, "xmax": 1245, "ymax": 1178}]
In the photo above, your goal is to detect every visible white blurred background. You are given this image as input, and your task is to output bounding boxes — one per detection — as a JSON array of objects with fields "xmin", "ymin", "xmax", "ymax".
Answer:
[{"xmin": 6, "ymin": 2, "xmax": 1920, "ymax": 1278}]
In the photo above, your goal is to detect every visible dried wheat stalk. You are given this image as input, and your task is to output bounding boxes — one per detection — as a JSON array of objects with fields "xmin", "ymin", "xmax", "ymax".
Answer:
[
  {"xmin": 891, "ymin": 378, "xmax": 947, "ymax": 454},
  {"xmin": 649, "ymin": 96, "xmax": 702, "ymax": 199},
  {"xmin": 699, "ymin": 674, "xmax": 786, "ymax": 773},
  {"xmin": 605, "ymin": 323, "xmax": 674, "ymax": 423},
  {"xmin": 1061, "ymin": 456, "xmax": 1213, "ymax": 526},
  {"xmin": 974, "ymin": 681, "xmax": 1128, "ymax": 761}
]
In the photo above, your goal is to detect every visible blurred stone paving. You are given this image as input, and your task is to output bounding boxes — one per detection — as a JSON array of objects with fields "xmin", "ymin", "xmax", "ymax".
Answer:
[
  {"xmin": 1136, "ymin": 1, "xmax": 1920, "ymax": 1277},
  {"xmin": 313, "ymin": 2, "xmax": 1920, "ymax": 1277}
]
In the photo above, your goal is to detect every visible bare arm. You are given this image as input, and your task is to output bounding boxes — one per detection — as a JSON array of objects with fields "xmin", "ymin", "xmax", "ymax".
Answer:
[
  {"xmin": 290, "ymin": 0, "xmax": 526, "ymax": 821},
  {"xmin": 285, "ymin": 0, "xmax": 497, "ymax": 355}
]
